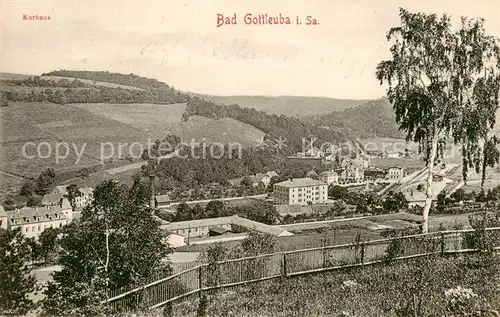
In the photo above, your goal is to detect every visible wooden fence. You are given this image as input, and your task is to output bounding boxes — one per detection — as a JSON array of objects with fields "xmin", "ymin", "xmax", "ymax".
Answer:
[{"xmin": 105, "ymin": 227, "xmax": 500, "ymax": 311}]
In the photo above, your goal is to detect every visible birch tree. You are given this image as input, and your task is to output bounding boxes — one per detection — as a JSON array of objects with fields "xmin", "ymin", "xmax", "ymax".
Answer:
[{"xmin": 376, "ymin": 8, "xmax": 500, "ymax": 233}]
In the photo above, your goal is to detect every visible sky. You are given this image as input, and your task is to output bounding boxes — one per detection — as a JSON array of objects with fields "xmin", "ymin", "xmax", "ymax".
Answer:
[{"xmin": 2, "ymin": 0, "xmax": 500, "ymax": 99}]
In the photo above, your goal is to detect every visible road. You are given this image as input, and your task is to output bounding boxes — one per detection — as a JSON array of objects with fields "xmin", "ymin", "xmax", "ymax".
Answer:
[{"xmin": 104, "ymin": 151, "xmax": 178, "ymax": 175}]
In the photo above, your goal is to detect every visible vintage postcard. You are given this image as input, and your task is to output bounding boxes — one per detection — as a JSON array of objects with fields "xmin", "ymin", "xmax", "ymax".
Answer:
[{"xmin": 1, "ymin": 1, "xmax": 500, "ymax": 316}]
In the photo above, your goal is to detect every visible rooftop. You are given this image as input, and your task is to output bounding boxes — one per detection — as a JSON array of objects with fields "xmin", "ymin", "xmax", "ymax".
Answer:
[
  {"xmin": 319, "ymin": 170, "xmax": 338, "ymax": 176},
  {"xmin": 274, "ymin": 178, "xmax": 327, "ymax": 188},
  {"xmin": 6, "ymin": 205, "xmax": 69, "ymax": 225},
  {"xmin": 160, "ymin": 215, "xmax": 292, "ymax": 237},
  {"xmin": 156, "ymin": 195, "xmax": 171, "ymax": 203}
]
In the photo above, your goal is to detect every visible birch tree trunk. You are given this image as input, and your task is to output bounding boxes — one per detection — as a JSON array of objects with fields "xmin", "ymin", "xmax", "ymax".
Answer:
[{"xmin": 422, "ymin": 136, "xmax": 439, "ymax": 233}]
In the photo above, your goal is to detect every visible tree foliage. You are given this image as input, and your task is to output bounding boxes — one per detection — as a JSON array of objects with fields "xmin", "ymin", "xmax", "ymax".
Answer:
[
  {"xmin": 42, "ymin": 179, "xmax": 172, "ymax": 315},
  {"xmin": 376, "ymin": 8, "xmax": 500, "ymax": 232},
  {"xmin": 0, "ymin": 228, "xmax": 36, "ymax": 315}
]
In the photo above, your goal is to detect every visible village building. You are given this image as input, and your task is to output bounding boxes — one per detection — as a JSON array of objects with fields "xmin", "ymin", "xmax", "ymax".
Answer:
[
  {"xmin": 0, "ymin": 206, "xmax": 7, "ymax": 230},
  {"xmin": 306, "ymin": 170, "xmax": 318, "ymax": 179},
  {"xmin": 48, "ymin": 185, "xmax": 94, "ymax": 208},
  {"xmin": 353, "ymin": 155, "xmax": 370, "ymax": 168},
  {"xmin": 155, "ymin": 195, "xmax": 171, "ymax": 209},
  {"xmin": 386, "ymin": 166, "xmax": 405, "ymax": 181},
  {"xmin": 251, "ymin": 173, "xmax": 272, "ymax": 187},
  {"xmin": 161, "ymin": 215, "xmax": 293, "ymax": 247},
  {"xmin": 273, "ymin": 178, "xmax": 328, "ymax": 205},
  {"xmin": 4, "ymin": 198, "xmax": 73, "ymax": 238},
  {"xmin": 318, "ymin": 170, "xmax": 339, "ymax": 185}
]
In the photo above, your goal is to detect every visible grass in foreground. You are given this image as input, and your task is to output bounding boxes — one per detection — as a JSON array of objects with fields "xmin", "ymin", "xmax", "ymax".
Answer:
[{"xmin": 168, "ymin": 253, "xmax": 500, "ymax": 317}]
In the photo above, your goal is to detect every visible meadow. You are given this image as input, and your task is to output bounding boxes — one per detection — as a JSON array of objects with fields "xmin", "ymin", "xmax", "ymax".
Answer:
[
  {"xmin": 73, "ymin": 103, "xmax": 266, "ymax": 147},
  {"xmin": 171, "ymin": 253, "xmax": 500, "ymax": 317},
  {"xmin": 0, "ymin": 101, "xmax": 265, "ymax": 185}
]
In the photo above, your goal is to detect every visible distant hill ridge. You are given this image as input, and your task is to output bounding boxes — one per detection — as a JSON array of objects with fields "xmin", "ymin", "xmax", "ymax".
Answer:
[{"xmin": 193, "ymin": 94, "xmax": 371, "ymax": 117}]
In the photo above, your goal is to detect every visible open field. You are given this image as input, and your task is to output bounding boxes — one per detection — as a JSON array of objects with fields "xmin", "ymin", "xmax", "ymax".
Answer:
[
  {"xmin": 40, "ymin": 75, "xmax": 145, "ymax": 91},
  {"xmin": 0, "ymin": 171, "xmax": 27, "ymax": 188},
  {"xmin": 1, "ymin": 102, "xmax": 265, "ymax": 180},
  {"xmin": 74, "ymin": 103, "xmax": 266, "ymax": 147},
  {"xmin": 0, "ymin": 102, "xmax": 146, "ymax": 178},
  {"xmin": 0, "ymin": 85, "xmax": 91, "ymax": 93},
  {"xmin": 0, "ymin": 72, "xmax": 35, "ymax": 80}
]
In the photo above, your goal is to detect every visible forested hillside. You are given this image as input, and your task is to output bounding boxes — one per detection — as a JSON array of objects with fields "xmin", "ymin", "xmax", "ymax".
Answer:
[
  {"xmin": 309, "ymin": 98, "xmax": 405, "ymax": 139},
  {"xmin": 194, "ymin": 94, "xmax": 369, "ymax": 117},
  {"xmin": 42, "ymin": 70, "xmax": 172, "ymax": 91},
  {"xmin": 183, "ymin": 97, "xmax": 348, "ymax": 153}
]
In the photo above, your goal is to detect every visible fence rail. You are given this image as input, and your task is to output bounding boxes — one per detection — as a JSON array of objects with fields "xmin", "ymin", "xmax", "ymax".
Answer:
[{"xmin": 105, "ymin": 227, "xmax": 500, "ymax": 311}]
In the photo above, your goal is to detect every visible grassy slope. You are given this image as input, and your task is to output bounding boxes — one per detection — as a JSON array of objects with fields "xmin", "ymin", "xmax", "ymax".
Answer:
[
  {"xmin": 173, "ymin": 254, "xmax": 500, "ymax": 317},
  {"xmin": 73, "ymin": 103, "xmax": 265, "ymax": 147},
  {"xmin": 0, "ymin": 101, "xmax": 265, "ymax": 179},
  {"xmin": 194, "ymin": 94, "xmax": 370, "ymax": 117}
]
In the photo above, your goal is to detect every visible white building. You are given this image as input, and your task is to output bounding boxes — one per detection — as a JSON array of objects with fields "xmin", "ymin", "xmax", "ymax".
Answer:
[
  {"xmin": 318, "ymin": 170, "xmax": 339, "ymax": 185},
  {"xmin": 5, "ymin": 198, "xmax": 73, "ymax": 238},
  {"xmin": 386, "ymin": 166, "xmax": 405, "ymax": 181},
  {"xmin": 0, "ymin": 206, "xmax": 7, "ymax": 230},
  {"xmin": 273, "ymin": 178, "xmax": 328, "ymax": 205},
  {"xmin": 49, "ymin": 185, "xmax": 94, "ymax": 208}
]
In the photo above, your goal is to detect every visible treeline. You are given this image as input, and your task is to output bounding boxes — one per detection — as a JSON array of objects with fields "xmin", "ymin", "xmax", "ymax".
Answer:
[
  {"xmin": 145, "ymin": 145, "xmax": 285, "ymax": 190},
  {"xmin": 2, "ymin": 86, "xmax": 188, "ymax": 104},
  {"xmin": 311, "ymin": 98, "xmax": 405, "ymax": 139},
  {"xmin": 183, "ymin": 97, "xmax": 347, "ymax": 153},
  {"xmin": 42, "ymin": 70, "xmax": 173, "ymax": 91},
  {"xmin": 0, "ymin": 76, "xmax": 88, "ymax": 88},
  {"xmin": 162, "ymin": 200, "xmax": 280, "ymax": 225}
]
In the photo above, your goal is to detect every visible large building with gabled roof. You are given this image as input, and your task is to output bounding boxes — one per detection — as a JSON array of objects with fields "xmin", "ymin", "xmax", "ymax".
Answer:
[{"xmin": 273, "ymin": 177, "xmax": 328, "ymax": 205}]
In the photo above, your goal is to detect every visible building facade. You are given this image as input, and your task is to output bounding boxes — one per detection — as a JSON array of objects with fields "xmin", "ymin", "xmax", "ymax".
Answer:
[
  {"xmin": 5, "ymin": 198, "xmax": 73, "ymax": 238},
  {"xmin": 273, "ymin": 178, "xmax": 328, "ymax": 205},
  {"xmin": 318, "ymin": 170, "xmax": 339, "ymax": 185},
  {"xmin": 50, "ymin": 185, "xmax": 94, "ymax": 208},
  {"xmin": 386, "ymin": 166, "xmax": 405, "ymax": 181}
]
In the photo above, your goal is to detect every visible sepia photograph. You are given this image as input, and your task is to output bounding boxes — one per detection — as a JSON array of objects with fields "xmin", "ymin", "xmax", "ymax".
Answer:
[{"xmin": 1, "ymin": 0, "xmax": 500, "ymax": 316}]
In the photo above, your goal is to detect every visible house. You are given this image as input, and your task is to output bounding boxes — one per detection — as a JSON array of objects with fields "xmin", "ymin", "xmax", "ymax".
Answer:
[
  {"xmin": 318, "ymin": 170, "xmax": 339, "ymax": 185},
  {"xmin": 353, "ymin": 155, "xmax": 370, "ymax": 168},
  {"xmin": 337, "ymin": 159, "xmax": 365, "ymax": 184},
  {"xmin": 273, "ymin": 178, "xmax": 328, "ymax": 205},
  {"xmin": 306, "ymin": 170, "xmax": 318, "ymax": 179},
  {"xmin": 0, "ymin": 206, "xmax": 7, "ymax": 230},
  {"xmin": 5, "ymin": 198, "xmax": 73, "ymax": 238},
  {"xmin": 165, "ymin": 233, "xmax": 186, "ymax": 248},
  {"xmin": 386, "ymin": 166, "xmax": 405, "ymax": 181},
  {"xmin": 155, "ymin": 195, "xmax": 171, "ymax": 208},
  {"xmin": 304, "ymin": 146, "xmax": 324, "ymax": 158},
  {"xmin": 41, "ymin": 193, "xmax": 65, "ymax": 206},
  {"xmin": 208, "ymin": 226, "xmax": 231, "ymax": 236},
  {"xmin": 50, "ymin": 185, "xmax": 94, "ymax": 208},
  {"xmin": 266, "ymin": 171, "xmax": 278, "ymax": 179},
  {"xmin": 251, "ymin": 173, "xmax": 272, "ymax": 187}
]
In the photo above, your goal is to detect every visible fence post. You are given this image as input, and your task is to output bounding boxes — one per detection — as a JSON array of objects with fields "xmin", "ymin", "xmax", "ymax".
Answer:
[
  {"xmin": 440, "ymin": 232, "xmax": 446, "ymax": 256},
  {"xmin": 198, "ymin": 265, "xmax": 203, "ymax": 298},
  {"xmin": 283, "ymin": 252, "xmax": 288, "ymax": 277},
  {"xmin": 361, "ymin": 240, "xmax": 365, "ymax": 265},
  {"xmin": 323, "ymin": 245, "xmax": 327, "ymax": 269}
]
